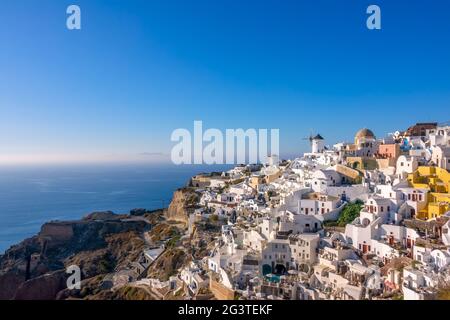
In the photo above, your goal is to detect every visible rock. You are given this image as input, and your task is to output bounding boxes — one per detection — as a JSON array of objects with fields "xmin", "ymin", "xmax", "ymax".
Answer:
[
  {"xmin": 0, "ymin": 271, "xmax": 26, "ymax": 300},
  {"xmin": 83, "ymin": 211, "xmax": 119, "ymax": 221},
  {"xmin": 40, "ymin": 222, "xmax": 74, "ymax": 245},
  {"xmin": 130, "ymin": 208, "xmax": 147, "ymax": 216},
  {"xmin": 147, "ymin": 248, "xmax": 187, "ymax": 281},
  {"xmin": 13, "ymin": 270, "xmax": 67, "ymax": 300},
  {"xmin": 0, "ymin": 212, "xmax": 150, "ymax": 300},
  {"xmin": 166, "ymin": 188, "xmax": 199, "ymax": 224}
]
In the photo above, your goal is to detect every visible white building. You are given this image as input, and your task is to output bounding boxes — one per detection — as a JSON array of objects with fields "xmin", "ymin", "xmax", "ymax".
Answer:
[
  {"xmin": 396, "ymin": 155, "xmax": 419, "ymax": 178},
  {"xmin": 402, "ymin": 267, "xmax": 437, "ymax": 300},
  {"xmin": 311, "ymin": 169, "xmax": 342, "ymax": 193},
  {"xmin": 429, "ymin": 125, "xmax": 450, "ymax": 147},
  {"xmin": 311, "ymin": 134, "xmax": 325, "ymax": 154},
  {"xmin": 431, "ymin": 146, "xmax": 450, "ymax": 170},
  {"xmin": 289, "ymin": 233, "xmax": 320, "ymax": 266}
]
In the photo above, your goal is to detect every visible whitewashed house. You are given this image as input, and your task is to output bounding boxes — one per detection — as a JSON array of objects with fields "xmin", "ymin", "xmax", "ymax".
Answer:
[{"xmin": 431, "ymin": 146, "xmax": 450, "ymax": 170}]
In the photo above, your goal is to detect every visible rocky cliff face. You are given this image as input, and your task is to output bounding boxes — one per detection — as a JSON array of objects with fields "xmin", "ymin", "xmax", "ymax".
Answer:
[
  {"xmin": 166, "ymin": 188, "xmax": 199, "ymax": 224},
  {"xmin": 0, "ymin": 211, "xmax": 150, "ymax": 300},
  {"xmin": 13, "ymin": 270, "xmax": 67, "ymax": 300},
  {"xmin": 146, "ymin": 248, "xmax": 187, "ymax": 281}
]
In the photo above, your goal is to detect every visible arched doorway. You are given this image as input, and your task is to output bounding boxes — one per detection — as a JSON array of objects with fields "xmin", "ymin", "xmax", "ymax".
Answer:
[
  {"xmin": 274, "ymin": 264, "xmax": 287, "ymax": 275},
  {"xmin": 262, "ymin": 264, "xmax": 272, "ymax": 276}
]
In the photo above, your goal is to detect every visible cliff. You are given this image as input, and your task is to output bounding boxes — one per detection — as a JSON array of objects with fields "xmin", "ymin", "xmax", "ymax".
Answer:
[
  {"xmin": 0, "ymin": 211, "xmax": 151, "ymax": 300},
  {"xmin": 166, "ymin": 188, "xmax": 200, "ymax": 224}
]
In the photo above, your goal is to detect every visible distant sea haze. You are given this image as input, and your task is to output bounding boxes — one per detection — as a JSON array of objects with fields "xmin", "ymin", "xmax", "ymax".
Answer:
[{"xmin": 0, "ymin": 163, "xmax": 231, "ymax": 254}]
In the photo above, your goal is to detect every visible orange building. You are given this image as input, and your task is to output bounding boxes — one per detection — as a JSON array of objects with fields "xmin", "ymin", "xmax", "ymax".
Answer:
[{"xmin": 377, "ymin": 143, "xmax": 401, "ymax": 160}]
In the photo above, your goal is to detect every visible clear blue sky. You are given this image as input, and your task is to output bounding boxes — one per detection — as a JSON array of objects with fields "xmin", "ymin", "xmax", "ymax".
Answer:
[{"xmin": 0, "ymin": 0, "xmax": 449, "ymax": 164}]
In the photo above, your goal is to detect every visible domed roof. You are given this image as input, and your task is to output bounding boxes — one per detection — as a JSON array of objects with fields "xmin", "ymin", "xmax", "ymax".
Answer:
[
  {"xmin": 311, "ymin": 134, "xmax": 324, "ymax": 140},
  {"xmin": 355, "ymin": 128, "xmax": 375, "ymax": 140}
]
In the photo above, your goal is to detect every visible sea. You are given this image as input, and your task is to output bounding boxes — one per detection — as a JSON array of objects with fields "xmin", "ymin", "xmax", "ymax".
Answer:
[{"xmin": 0, "ymin": 163, "xmax": 231, "ymax": 254}]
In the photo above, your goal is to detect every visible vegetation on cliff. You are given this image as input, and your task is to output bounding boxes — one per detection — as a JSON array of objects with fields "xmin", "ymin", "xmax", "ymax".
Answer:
[{"xmin": 324, "ymin": 199, "xmax": 364, "ymax": 228}]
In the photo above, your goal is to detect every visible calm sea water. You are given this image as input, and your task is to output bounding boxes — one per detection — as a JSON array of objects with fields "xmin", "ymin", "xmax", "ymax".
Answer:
[{"xmin": 0, "ymin": 164, "xmax": 231, "ymax": 254}]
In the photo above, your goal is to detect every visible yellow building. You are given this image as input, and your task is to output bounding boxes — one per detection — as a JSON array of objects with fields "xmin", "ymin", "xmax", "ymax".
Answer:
[{"xmin": 407, "ymin": 166, "xmax": 450, "ymax": 219}]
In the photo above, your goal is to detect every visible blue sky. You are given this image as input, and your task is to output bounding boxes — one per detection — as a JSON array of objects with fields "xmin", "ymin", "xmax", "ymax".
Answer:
[{"xmin": 0, "ymin": 0, "xmax": 449, "ymax": 164}]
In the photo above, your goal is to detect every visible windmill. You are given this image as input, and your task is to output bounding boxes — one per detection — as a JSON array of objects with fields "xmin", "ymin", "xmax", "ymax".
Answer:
[
  {"xmin": 302, "ymin": 130, "xmax": 325, "ymax": 153},
  {"xmin": 301, "ymin": 129, "xmax": 315, "ymax": 145}
]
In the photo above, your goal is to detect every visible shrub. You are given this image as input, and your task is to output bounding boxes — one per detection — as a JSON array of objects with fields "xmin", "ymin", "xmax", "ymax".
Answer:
[
  {"xmin": 166, "ymin": 234, "xmax": 181, "ymax": 248},
  {"xmin": 336, "ymin": 200, "xmax": 364, "ymax": 227},
  {"xmin": 209, "ymin": 215, "xmax": 219, "ymax": 223}
]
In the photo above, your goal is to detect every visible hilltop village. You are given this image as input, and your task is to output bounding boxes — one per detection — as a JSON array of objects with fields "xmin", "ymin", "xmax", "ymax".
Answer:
[
  {"xmin": 1, "ymin": 122, "xmax": 450, "ymax": 301},
  {"xmin": 161, "ymin": 122, "xmax": 450, "ymax": 300}
]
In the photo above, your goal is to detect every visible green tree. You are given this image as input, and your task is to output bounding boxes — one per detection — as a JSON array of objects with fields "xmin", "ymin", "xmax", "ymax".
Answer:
[{"xmin": 336, "ymin": 200, "xmax": 364, "ymax": 227}]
